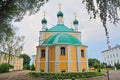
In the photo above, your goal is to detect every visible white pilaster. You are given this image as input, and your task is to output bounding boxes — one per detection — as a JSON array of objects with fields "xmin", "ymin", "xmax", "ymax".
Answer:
[
  {"xmin": 55, "ymin": 46, "xmax": 59, "ymax": 72},
  {"xmin": 68, "ymin": 46, "xmax": 72, "ymax": 72},
  {"xmin": 37, "ymin": 47, "xmax": 41, "ymax": 71},
  {"xmin": 45, "ymin": 47, "xmax": 49, "ymax": 72},
  {"xmin": 77, "ymin": 46, "xmax": 81, "ymax": 72}
]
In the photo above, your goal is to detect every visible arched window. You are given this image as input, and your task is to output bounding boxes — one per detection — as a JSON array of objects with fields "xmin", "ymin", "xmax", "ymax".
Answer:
[
  {"xmin": 41, "ymin": 50, "xmax": 45, "ymax": 57},
  {"xmin": 61, "ymin": 47, "xmax": 65, "ymax": 55},
  {"xmin": 81, "ymin": 49, "xmax": 84, "ymax": 57}
]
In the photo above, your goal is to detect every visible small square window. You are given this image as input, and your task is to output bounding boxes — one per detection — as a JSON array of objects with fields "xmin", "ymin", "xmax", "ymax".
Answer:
[{"xmin": 41, "ymin": 50, "xmax": 45, "ymax": 58}]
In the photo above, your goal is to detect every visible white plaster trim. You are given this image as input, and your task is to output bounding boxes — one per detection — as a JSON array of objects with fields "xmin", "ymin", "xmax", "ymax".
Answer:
[
  {"xmin": 55, "ymin": 46, "xmax": 59, "ymax": 72},
  {"xmin": 68, "ymin": 46, "xmax": 72, "ymax": 72},
  {"xmin": 45, "ymin": 47, "xmax": 48, "ymax": 72},
  {"xmin": 77, "ymin": 46, "xmax": 81, "ymax": 72}
]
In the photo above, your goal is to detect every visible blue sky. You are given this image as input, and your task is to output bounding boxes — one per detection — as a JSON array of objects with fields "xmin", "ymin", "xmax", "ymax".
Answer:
[{"xmin": 14, "ymin": 0, "xmax": 120, "ymax": 63}]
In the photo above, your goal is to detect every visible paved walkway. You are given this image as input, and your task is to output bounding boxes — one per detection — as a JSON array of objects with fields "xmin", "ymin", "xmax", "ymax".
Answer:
[
  {"xmin": 109, "ymin": 70, "xmax": 120, "ymax": 80},
  {"xmin": 0, "ymin": 70, "xmax": 120, "ymax": 80}
]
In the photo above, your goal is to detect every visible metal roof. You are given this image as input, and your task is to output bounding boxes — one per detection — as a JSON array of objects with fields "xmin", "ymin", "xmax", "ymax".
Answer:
[
  {"xmin": 42, "ymin": 33, "xmax": 83, "ymax": 46},
  {"xmin": 46, "ymin": 24, "xmax": 74, "ymax": 32}
]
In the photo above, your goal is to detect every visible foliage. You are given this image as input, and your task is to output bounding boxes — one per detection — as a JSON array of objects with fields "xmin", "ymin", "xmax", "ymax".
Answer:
[
  {"xmin": 19, "ymin": 54, "xmax": 31, "ymax": 66},
  {"xmin": 8, "ymin": 64, "xmax": 14, "ymax": 69},
  {"xmin": 106, "ymin": 65, "xmax": 114, "ymax": 68},
  {"xmin": 0, "ymin": 0, "xmax": 48, "ymax": 42},
  {"xmin": 82, "ymin": 0, "xmax": 120, "ymax": 44},
  {"xmin": 19, "ymin": 54, "xmax": 31, "ymax": 70},
  {"xmin": 115, "ymin": 63, "xmax": 120, "ymax": 69},
  {"xmin": 30, "ymin": 64, "xmax": 35, "ymax": 71},
  {"xmin": 28, "ymin": 72, "xmax": 104, "ymax": 79},
  {"xmin": 23, "ymin": 64, "xmax": 30, "ymax": 70},
  {"xmin": 88, "ymin": 58, "xmax": 100, "ymax": 68},
  {"xmin": 0, "ymin": 28, "xmax": 25, "ymax": 64},
  {"xmin": 0, "ymin": 63, "xmax": 13, "ymax": 73}
]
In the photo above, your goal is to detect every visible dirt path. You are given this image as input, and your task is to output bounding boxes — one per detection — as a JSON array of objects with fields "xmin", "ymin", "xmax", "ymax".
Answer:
[
  {"xmin": 0, "ymin": 70, "xmax": 33, "ymax": 80},
  {"xmin": 0, "ymin": 70, "xmax": 119, "ymax": 80}
]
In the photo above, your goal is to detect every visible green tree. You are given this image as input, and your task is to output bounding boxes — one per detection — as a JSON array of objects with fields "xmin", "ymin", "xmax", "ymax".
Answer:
[
  {"xmin": 115, "ymin": 63, "xmax": 120, "ymax": 69},
  {"xmin": 88, "ymin": 58, "xmax": 100, "ymax": 68},
  {"xmin": 82, "ymin": 0, "xmax": 120, "ymax": 44},
  {"xmin": 0, "ymin": 63, "xmax": 9, "ymax": 73},
  {"xmin": 23, "ymin": 64, "xmax": 30, "ymax": 70},
  {"xmin": 30, "ymin": 64, "xmax": 35, "ymax": 71},
  {"xmin": 0, "ymin": 0, "xmax": 48, "ymax": 42},
  {"xmin": 0, "ymin": 28, "xmax": 24, "ymax": 64},
  {"xmin": 19, "ymin": 54, "xmax": 31, "ymax": 66}
]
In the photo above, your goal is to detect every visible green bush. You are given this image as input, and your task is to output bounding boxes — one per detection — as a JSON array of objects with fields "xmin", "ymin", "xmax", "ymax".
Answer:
[
  {"xmin": 28, "ymin": 72, "xmax": 104, "ymax": 79},
  {"xmin": 8, "ymin": 64, "xmax": 14, "ymax": 69},
  {"xmin": 23, "ymin": 64, "xmax": 30, "ymax": 70},
  {"xmin": 0, "ymin": 63, "xmax": 9, "ymax": 73},
  {"xmin": 115, "ymin": 63, "xmax": 120, "ymax": 69},
  {"xmin": 30, "ymin": 64, "xmax": 35, "ymax": 71}
]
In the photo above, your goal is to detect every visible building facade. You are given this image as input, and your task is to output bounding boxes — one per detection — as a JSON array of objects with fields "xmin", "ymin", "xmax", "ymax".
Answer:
[
  {"xmin": 102, "ymin": 45, "xmax": 120, "ymax": 66},
  {"xmin": 35, "ymin": 8, "xmax": 88, "ymax": 72},
  {"xmin": 0, "ymin": 51, "xmax": 23, "ymax": 70}
]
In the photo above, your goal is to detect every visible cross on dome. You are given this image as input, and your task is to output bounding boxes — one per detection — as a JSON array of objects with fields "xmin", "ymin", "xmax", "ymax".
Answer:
[
  {"xmin": 59, "ymin": 3, "xmax": 61, "ymax": 10},
  {"xmin": 74, "ymin": 12, "xmax": 77, "ymax": 19},
  {"xmin": 43, "ymin": 11, "xmax": 46, "ymax": 18}
]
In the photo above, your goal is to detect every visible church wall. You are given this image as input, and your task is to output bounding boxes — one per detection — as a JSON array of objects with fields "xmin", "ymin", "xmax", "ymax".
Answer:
[
  {"xmin": 59, "ymin": 62, "xmax": 68, "ymax": 72},
  {"xmin": 80, "ymin": 46, "xmax": 87, "ymax": 72},
  {"xmin": 71, "ymin": 46, "xmax": 77, "ymax": 72},
  {"xmin": 49, "ymin": 46, "xmax": 55, "ymax": 72},
  {"xmin": 37, "ymin": 45, "xmax": 88, "ymax": 72},
  {"xmin": 59, "ymin": 45, "xmax": 68, "ymax": 72},
  {"xmin": 40, "ymin": 47, "xmax": 46, "ymax": 72}
]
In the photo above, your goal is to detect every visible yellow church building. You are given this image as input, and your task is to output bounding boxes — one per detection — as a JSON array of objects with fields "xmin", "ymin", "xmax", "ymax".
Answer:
[{"xmin": 35, "ymin": 7, "xmax": 88, "ymax": 72}]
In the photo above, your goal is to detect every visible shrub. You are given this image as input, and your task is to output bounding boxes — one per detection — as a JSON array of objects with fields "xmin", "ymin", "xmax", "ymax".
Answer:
[
  {"xmin": 28, "ymin": 72, "xmax": 104, "ymax": 79},
  {"xmin": 30, "ymin": 64, "xmax": 35, "ymax": 71},
  {"xmin": 23, "ymin": 64, "xmax": 30, "ymax": 70},
  {"xmin": 115, "ymin": 63, "xmax": 120, "ymax": 69},
  {"xmin": 8, "ymin": 64, "xmax": 14, "ymax": 69},
  {"xmin": 0, "ymin": 63, "xmax": 9, "ymax": 73}
]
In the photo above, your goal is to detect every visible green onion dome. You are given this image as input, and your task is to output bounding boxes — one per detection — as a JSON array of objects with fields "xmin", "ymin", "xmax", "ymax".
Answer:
[
  {"xmin": 73, "ymin": 19, "xmax": 79, "ymax": 25},
  {"xmin": 41, "ymin": 18, "xmax": 47, "ymax": 24},
  {"xmin": 57, "ymin": 11, "xmax": 63, "ymax": 17}
]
